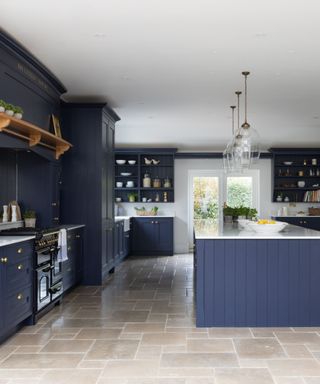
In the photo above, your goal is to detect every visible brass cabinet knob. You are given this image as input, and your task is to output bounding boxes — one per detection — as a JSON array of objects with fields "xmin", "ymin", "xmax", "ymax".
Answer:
[
  {"xmin": 17, "ymin": 264, "xmax": 23, "ymax": 270},
  {"xmin": 75, "ymin": 234, "xmax": 81, "ymax": 238},
  {"xmin": 1, "ymin": 257, "xmax": 8, "ymax": 263},
  {"xmin": 17, "ymin": 248, "xmax": 23, "ymax": 254},
  {"xmin": 17, "ymin": 293, "xmax": 23, "ymax": 300},
  {"xmin": 151, "ymin": 221, "xmax": 154, "ymax": 224},
  {"xmin": 53, "ymin": 217, "xmax": 59, "ymax": 221},
  {"xmin": 67, "ymin": 246, "xmax": 71, "ymax": 251}
]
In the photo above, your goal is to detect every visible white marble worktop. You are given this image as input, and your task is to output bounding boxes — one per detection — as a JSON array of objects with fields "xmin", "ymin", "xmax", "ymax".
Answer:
[
  {"xmin": 195, "ymin": 220, "xmax": 320, "ymax": 240},
  {"xmin": 0, "ymin": 236, "xmax": 35, "ymax": 247}
]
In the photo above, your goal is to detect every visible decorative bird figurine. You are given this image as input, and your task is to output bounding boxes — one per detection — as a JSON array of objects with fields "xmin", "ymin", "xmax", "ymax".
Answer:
[
  {"xmin": 152, "ymin": 159, "xmax": 160, "ymax": 165},
  {"xmin": 144, "ymin": 157, "xmax": 152, "ymax": 165}
]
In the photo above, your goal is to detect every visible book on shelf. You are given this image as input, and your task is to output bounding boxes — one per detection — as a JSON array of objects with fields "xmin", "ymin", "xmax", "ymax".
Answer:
[{"xmin": 303, "ymin": 189, "xmax": 320, "ymax": 202}]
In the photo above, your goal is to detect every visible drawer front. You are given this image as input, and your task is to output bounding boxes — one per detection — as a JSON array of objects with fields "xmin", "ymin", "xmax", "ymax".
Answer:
[
  {"xmin": 1, "ymin": 240, "xmax": 34, "ymax": 265},
  {"xmin": 5, "ymin": 256, "xmax": 33, "ymax": 294},
  {"xmin": 4, "ymin": 284, "xmax": 33, "ymax": 328}
]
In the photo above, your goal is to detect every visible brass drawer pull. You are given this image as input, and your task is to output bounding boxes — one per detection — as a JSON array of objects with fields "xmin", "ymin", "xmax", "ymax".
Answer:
[
  {"xmin": 17, "ymin": 264, "xmax": 23, "ymax": 270},
  {"xmin": 17, "ymin": 248, "xmax": 23, "ymax": 254},
  {"xmin": 1, "ymin": 257, "xmax": 8, "ymax": 263},
  {"xmin": 17, "ymin": 293, "xmax": 23, "ymax": 300},
  {"xmin": 76, "ymin": 234, "xmax": 81, "ymax": 238}
]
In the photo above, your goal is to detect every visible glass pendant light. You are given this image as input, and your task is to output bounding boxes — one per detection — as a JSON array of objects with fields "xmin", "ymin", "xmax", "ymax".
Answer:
[
  {"xmin": 223, "ymin": 105, "xmax": 236, "ymax": 173},
  {"xmin": 231, "ymin": 91, "xmax": 244, "ymax": 173},
  {"xmin": 238, "ymin": 71, "xmax": 260, "ymax": 168}
]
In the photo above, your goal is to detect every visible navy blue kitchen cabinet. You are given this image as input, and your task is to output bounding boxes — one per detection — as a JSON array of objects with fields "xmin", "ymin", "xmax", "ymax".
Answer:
[
  {"xmin": 276, "ymin": 216, "xmax": 320, "ymax": 231},
  {"xmin": 114, "ymin": 220, "xmax": 125, "ymax": 264},
  {"xmin": 62, "ymin": 227, "xmax": 84, "ymax": 292},
  {"xmin": 124, "ymin": 228, "xmax": 131, "ymax": 258},
  {"xmin": 0, "ymin": 240, "xmax": 34, "ymax": 343},
  {"xmin": 61, "ymin": 103, "xmax": 120, "ymax": 285},
  {"xmin": 131, "ymin": 217, "xmax": 173, "ymax": 256}
]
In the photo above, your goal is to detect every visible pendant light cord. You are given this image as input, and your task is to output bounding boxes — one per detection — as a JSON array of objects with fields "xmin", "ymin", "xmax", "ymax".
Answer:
[
  {"xmin": 242, "ymin": 71, "xmax": 250, "ymax": 127},
  {"xmin": 235, "ymin": 91, "xmax": 241, "ymax": 132},
  {"xmin": 230, "ymin": 106, "xmax": 236, "ymax": 135}
]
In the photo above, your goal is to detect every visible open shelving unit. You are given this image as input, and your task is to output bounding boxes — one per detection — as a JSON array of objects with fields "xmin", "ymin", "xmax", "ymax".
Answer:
[
  {"xmin": 114, "ymin": 148, "xmax": 177, "ymax": 203},
  {"xmin": 0, "ymin": 113, "xmax": 72, "ymax": 159},
  {"xmin": 270, "ymin": 148, "xmax": 320, "ymax": 203}
]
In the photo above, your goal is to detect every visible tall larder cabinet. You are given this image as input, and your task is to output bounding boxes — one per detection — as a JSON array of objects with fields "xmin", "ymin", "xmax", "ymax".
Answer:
[{"xmin": 61, "ymin": 103, "xmax": 120, "ymax": 285}]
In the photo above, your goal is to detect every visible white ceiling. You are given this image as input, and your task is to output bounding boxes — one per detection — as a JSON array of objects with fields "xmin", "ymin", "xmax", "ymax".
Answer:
[{"xmin": 1, "ymin": 0, "xmax": 320, "ymax": 150}]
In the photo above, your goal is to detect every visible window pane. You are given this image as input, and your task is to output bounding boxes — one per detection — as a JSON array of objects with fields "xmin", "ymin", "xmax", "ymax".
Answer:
[
  {"xmin": 193, "ymin": 177, "xmax": 219, "ymax": 221},
  {"xmin": 227, "ymin": 177, "xmax": 253, "ymax": 207}
]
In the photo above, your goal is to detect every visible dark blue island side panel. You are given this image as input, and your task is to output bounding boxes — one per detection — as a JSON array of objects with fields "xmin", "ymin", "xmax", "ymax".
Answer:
[{"xmin": 196, "ymin": 238, "xmax": 320, "ymax": 327}]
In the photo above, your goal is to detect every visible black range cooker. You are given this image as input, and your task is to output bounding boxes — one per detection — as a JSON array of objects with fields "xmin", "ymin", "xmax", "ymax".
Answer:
[{"xmin": 0, "ymin": 227, "xmax": 64, "ymax": 313}]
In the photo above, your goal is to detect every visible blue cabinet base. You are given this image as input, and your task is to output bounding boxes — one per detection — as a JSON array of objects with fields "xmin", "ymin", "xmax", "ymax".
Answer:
[{"xmin": 196, "ymin": 238, "xmax": 320, "ymax": 327}]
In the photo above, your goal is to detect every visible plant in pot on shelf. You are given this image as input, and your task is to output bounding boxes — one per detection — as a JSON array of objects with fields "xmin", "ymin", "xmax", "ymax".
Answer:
[
  {"xmin": 223, "ymin": 205, "xmax": 234, "ymax": 223},
  {"xmin": 0, "ymin": 100, "xmax": 6, "ymax": 113},
  {"xmin": 5, "ymin": 103, "xmax": 14, "ymax": 116},
  {"xmin": 127, "ymin": 193, "xmax": 138, "ymax": 203},
  {"xmin": 24, "ymin": 210, "xmax": 36, "ymax": 228},
  {"xmin": 13, "ymin": 106, "xmax": 23, "ymax": 119}
]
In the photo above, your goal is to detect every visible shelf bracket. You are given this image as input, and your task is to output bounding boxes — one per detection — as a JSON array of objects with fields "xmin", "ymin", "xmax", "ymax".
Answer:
[
  {"xmin": 29, "ymin": 133, "xmax": 41, "ymax": 147},
  {"xmin": 55, "ymin": 144, "xmax": 70, "ymax": 160},
  {"xmin": 0, "ymin": 115, "xmax": 11, "ymax": 131}
]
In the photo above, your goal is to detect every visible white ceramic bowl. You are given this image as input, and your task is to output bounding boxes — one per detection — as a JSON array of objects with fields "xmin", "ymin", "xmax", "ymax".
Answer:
[
  {"xmin": 121, "ymin": 172, "xmax": 132, "ymax": 176},
  {"xmin": 115, "ymin": 197, "xmax": 122, "ymax": 202},
  {"xmin": 116, "ymin": 182, "xmax": 123, "ymax": 188},
  {"xmin": 283, "ymin": 161, "xmax": 293, "ymax": 165},
  {"xmin": 116, "ymin": 160, "xmax": 126, "ymax": 165},
  {"xmin": 128, "ymin": 160, "xmax": 136, "ymax": 165},
  {"xmin": 247, "ymin": 221, "xmax": 287, "ymax": 234},
  {"xmin": 238, "ymin": 219, "xmax": 251, "ymax": 230}
]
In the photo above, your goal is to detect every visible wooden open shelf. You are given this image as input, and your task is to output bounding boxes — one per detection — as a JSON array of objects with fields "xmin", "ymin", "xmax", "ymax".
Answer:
[{"xmin": 0, "ymin": 113, "xmax": 72, "ymax": 159}]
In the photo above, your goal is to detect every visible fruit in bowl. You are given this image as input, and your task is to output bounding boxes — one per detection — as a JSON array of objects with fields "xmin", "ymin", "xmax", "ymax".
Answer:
[{"xmin": 247, "ymin": 220, "xmax": 287, "ymax": 233}]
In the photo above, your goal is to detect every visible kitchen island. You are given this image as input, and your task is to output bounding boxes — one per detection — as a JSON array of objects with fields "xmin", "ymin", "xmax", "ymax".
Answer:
[{"xmin": 195, "ymin": 221, "xmax": 320, "ymax": 327}]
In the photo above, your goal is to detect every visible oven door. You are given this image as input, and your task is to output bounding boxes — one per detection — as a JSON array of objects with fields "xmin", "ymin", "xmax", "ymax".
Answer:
[
  {"xmin": 51, "ymin": 247, "xmax": 62, "ymax": 285},
  {"xmin": 36, "ymin": 246, "xmax": 53, "ymax": 267},
  {"xmin": 50, "ymin": 280, "xmax": 63, "ymax": 302},
  {"xmin": 37, "ymin": 264, "xmax": 52, "ymax": 311}
]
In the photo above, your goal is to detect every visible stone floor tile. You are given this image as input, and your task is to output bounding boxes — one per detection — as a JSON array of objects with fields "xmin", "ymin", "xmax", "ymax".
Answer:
[
  {"xmin": 215, "ymin": 368, "xmax": 274, "ymax": 384},
  {"xmin": 102, "ymin": 360, "xmax": 159, "ymax": 377},
  {"xmin": 187, "ymin": 339, "xmax": 234, "ymax": 353},
  {"xmin": 234, "ymin": 338, "xmax": 286, "ymax": 359},
  {"xmin": 123, "ymin": 323, "xmax": 165, "ymax": 333},
  {"xmin": 38, "ymin": 368, "xmax": 102, "ymax": 384},
  {"xmin": 160, "ymin": 352, "xmax": 238, "ymax": 368},
  {"xmin": 141, "ymin": 332, "xmax": 186, "ymax": 346},
  {"xmin": 76, "ymin": 328, "xmax": 122, "ymax": 339},
  {"xmin": 40, "ymin": 339, "xmax": 93, "ymax": 353},
  {"xmin": 267, "ymin": 359, "xmax": 320, "ymax": 376},
  {"xmin": 0, "ymin": 353, "xmax": 83, "ymax": 369},
  {"xmin": 208, "ymin": 328, "xmax": 252, "ymax": 339},
  {"xmin": 283, "ymin": 344, "xmax": 313, "ymax": 357},
  {"xmin": 85, "ymin": 339, "xmax": 139, "ymax": 360}
]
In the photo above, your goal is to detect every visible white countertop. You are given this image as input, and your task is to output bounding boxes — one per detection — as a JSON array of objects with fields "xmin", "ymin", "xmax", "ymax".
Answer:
[
  {"xmin": 195, "ymin": 221, "xmax": 320, "ymax": 240},
  {"xmin": 115, "ymin": 215, "xmax": 175, "ymax": 219},
  {"xmin": 0, "ymin": 236, "xmax": 35, "ymax": 247}
]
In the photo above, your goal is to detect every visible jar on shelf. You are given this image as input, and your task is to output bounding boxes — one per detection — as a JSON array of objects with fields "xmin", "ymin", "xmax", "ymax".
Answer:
[
  {"xmin": 153, "ymin": 177, "xmax": 161, "ymax": 188},
  {"xmin": 143, "ymin": 173, "xmax": 151, "ymax": 188},
  {"xmin": 155, "ymin": 193, "xmax": 160, "ymax": 202},
  {"xmin": 163, "ymin": 177, "xmax": 172, "ymax": 188}
]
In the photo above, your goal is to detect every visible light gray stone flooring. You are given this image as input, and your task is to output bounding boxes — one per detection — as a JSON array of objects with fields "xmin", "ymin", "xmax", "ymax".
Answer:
[{"xmin": 1, "ymin": 254, "xmax": 320, "ymax": 383}]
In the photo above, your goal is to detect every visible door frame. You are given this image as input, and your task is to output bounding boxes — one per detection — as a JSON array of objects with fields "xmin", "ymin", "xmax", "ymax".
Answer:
[{"xmin": 187, "ymin": 170, "xmax": 224, "ymax": 250}]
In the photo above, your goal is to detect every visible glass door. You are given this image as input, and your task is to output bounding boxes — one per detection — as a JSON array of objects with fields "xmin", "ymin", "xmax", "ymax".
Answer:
[{"xmin": 188, "ymin": 170, "xmax": 223, "ymax": 249}]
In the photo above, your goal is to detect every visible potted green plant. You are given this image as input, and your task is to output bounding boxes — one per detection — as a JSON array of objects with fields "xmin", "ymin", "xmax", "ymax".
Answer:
[
  {"xmin": 0, "ymin": 100, "xmax": 6, "ymax": 113},
  {"xmin": 247, "ymin": 208, "xmax": 258, "ymax": 220},
  {"xmin": 13, "ymin": 106, "xmax": 23, "ymax": 119},
  {"xmin": 223, "ymin": 205, "xmax": 234, "ymax": 223},
  {"xmin": 24, "ymin": 210, "xmax": 36, "ymax": 228},
  {"xmin": 5, "ymin": 103, "xmax": 14, "ymax": 116},
  {"xmin": 128, "ymin": 193, "xmax": 138, "ymax": 203}
]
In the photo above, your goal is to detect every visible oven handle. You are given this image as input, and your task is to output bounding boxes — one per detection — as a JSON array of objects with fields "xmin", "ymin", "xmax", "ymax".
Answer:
[
  {"xmin": 49, "ymin": 285, "xmax": 62, "ymax": 294},
  {"xmin": 42, "ymin": 265, "xmax": 54, "ymax": 273}
]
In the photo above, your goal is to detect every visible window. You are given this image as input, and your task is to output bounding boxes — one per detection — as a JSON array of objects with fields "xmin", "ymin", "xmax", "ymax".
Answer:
[
  {"xmin": 226, "ymin": 177, "xmax": 253, "ymax": 207},
  {"xmin": 225, "ymin": 170, "xmax": 260, "ymax": 211}
]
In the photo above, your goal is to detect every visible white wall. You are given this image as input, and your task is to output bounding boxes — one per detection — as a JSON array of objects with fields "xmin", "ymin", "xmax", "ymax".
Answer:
[{"xmin": 118, "ymin": 158, "xmax": 319, "ymax": 254}]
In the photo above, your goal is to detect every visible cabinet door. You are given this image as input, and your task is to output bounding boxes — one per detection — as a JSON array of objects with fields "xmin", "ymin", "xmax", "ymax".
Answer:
[
  {"xmin": 119, "ymin": 221, "xmax": 125, "ymax": 259},
  {"xmin": 132, "ymin": 219, "xmax": 155, "ymax": 252},
  {"xmin": 0, "ymin": 248, "xmax": 4, "ymax": 331},
  {"xmin": 154, "ymin": 219, "xmax": 173, "ymax": 252},
  {"xmin": 114, "ymin": 222, "xmax": 120, "ymax": 261},
  {"xmin": 50, "ymin": 163, "xmax": 62, "ymax": 226}
]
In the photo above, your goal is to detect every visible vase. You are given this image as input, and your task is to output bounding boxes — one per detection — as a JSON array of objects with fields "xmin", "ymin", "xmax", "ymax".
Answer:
[
  {"xmin": 5, "ymin": 110, "xmax": 14, "ymax": 116},
  {"xmin": 14, "ymin": 113, "xmax": 23, "ymax": 119},
  {"xmin": 11, "ymin": 205, "xmax": 17, "ymax": 222},
  {"xmin": 0, "ymin": 106, "xmax": 5, "ymax": 113},
  {"xmin": 2, "ymin": 205, "xmax": 8, "ymax": 223},
  {"xmin": 25, "ymin": 218, "xmax": 36, "ymax": 228}
]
